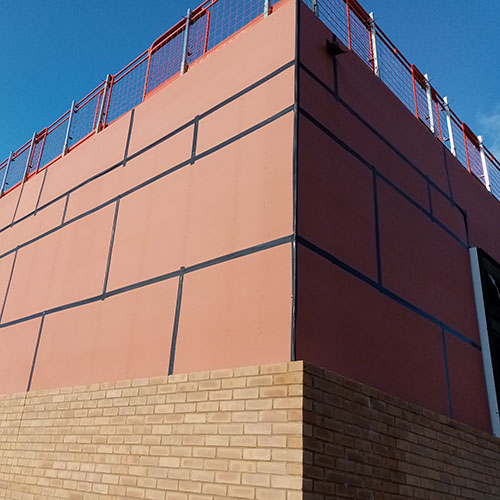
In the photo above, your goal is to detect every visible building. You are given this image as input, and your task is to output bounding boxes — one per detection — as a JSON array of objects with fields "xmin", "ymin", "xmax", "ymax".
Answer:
[{"xmin": 1, "ymin": 0, "xmax": 500, "ymax": 498}]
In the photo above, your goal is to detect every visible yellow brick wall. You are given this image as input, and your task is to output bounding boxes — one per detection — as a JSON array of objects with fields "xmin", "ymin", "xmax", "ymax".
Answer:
[{"xmin": 0, "ymin": 362, "xmax": 304, "ymax": 500}]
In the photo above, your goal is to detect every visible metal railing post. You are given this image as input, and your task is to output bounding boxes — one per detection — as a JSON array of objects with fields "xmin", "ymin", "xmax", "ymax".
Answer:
[
  {"xmin": 96, "ymin": 75, "xmax": 112, "ymax": 133},
  {"xmin": 411, "ymin": 65, "xmax": 419, "ymax": 119},
  {"xmin": 312, "ymin": 0, "xmax": 318, "ymax": 16},
  {"xmin": 369, "ymin": 12, "xmax": 380, "ymax": 77},
  {"xmin": 478, "ymin": 135, "xmax": 492, "ymax": 192},
  {"xmin": 62, "ymin": 101, "xmax": 76, "ymax": 156},
  {"xmin": 424, "ymin": 74, "xmax": 435, "ymax": 134},
  {"xmin": 180, "ymin": 9, "xmax": 191, "ymax": 74},
  {"xmin": 443, "ymin": 97, "xmax": 456, "ymax": 157},
  {"xmin": 22, "ymin": 132, "xmax": 37, "ymax": 180},
  {"xmin": 1, "ymin": 152, "xmax": 13, "ymax": 196},
  {"xmin": 264, "ymin": 0, "xmax": 270, "ymax": 17}
]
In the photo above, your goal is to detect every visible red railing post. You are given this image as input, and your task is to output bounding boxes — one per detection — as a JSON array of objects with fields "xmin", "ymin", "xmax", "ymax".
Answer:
[
  {"xmin": 434, "ymin": 98, "xmax": 443, "ymax": 141},
  {"xmin": 142, "ymin": 48, "xmax": 153, "ymax": 101},
  {"xmin": 411, "ymin": 65, "xmax": 419, "ymax": 119},
  {"xmin": 346, "ymin": 0, "xmax": 352, "ymax": 50},
  {"xmin": 203, "ymin": 10, "xmax": 212, "ymax": 53},
  {"xmin": 103, "ymin": 76, "xmax": 114, "ymax": 128}
]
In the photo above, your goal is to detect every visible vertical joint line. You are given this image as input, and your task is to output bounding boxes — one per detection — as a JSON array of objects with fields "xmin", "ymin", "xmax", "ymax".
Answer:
[
  {"xmin": 441, "ymin": 329, "xmax": 453, "ymax": 418},
  {"xmin": 27, "ymin": 313, "xmax": 46, "ymax": 392},
  {"xmin": 169, "ymin": 268, "xmax": 185, "ymax": 375},
  {"xmin": 123, "ymin": 109, "xmax": 135, "ymax": 167},
  {"xmin": 427, "ymin": 179, "xmax": 434, "ymax": 218},
  {"xmin": 61, "ymin": 194, "xmax": 70, "ymax": 225},
  {"xmin": 0, "ymin": 248, "xmax": 18, "ymax": 323},
  {"xmin": 34, "ymin": 169, "xmax": 48, "ymax": 215},
  {"xmin": 373, "ymin": 171, "xmax": 382, "ymax": 287},
  {"xmin": 102, "ymin": 199, "xmax": 121, "ymax": 295},
  {"xmin": 191, "ymin": 116, "xmax": 200, "ymax": 164}
]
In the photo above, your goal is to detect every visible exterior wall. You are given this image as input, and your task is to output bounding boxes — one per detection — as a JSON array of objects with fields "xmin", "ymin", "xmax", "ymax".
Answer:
[
  {"xmin": 295, "ymin": 3, "xmax": 498, "ymax": 432},
  {"xmin": 0, "ymin": 362, "xmax": 303, "ymax": 500},
  {"xmin": 303, "ymin": 362, "xmax": 500, "ymax": 500},
  {"xmin": 2, "ymin": 361, "xmax": 500, "ymax": 500},
  {"xmin": 0, "ymin": 0, "xmax": 296, "ymax": 394}
]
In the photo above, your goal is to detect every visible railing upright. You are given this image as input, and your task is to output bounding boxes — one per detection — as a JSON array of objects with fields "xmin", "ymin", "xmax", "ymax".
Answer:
[
  {"xmin": 410, "ymin": 65, "xmax": 419, "ymax": 120},
  {"xmin": 369, "ymin": 13, "xmax": 380, "ymax": 77},
  {"xmin": 346, "ymin": 0, "xmax": 352, "ymax": 49},
  {"xmin": 22, "ymin": 132, "xmax": 37, "ymax": 180},
  {"xmin": 0, "ymin": 152, "xmax": 13, "ymax": 196},
  {"xmin": 180, "ymin": 9, "xmax": 192, "ymax": 74},
  {"xmin": 62, "ymin": 101, "xmax": 76, "ymax": 156},
  {"xmin": 264, "ymin": 0, "xmax": 270, "ymax": 17},
  {"xmin": 424, "ymin": 74, "xmax": 435, "ymax": 134},
  {"xmin": 479, "ymin": 135, "xmax": 492, "ymax": 192},
  {"xmin": 443, "ymin": 97, "xmax": 456, "ymax": 157},
  {"xmin": 96, "ymin": 75, "xmax": 112, "ymax": 133}
]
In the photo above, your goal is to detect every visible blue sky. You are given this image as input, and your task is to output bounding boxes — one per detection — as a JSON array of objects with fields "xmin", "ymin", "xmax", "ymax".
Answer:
[{"xmin": 0, "ymin": 0, "xmax": 499, "ymax": 160}]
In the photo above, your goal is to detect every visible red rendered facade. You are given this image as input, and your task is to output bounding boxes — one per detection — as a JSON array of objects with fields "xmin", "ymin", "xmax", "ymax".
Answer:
[{"xmin": 0, "ymin": 0, "xmax": 498, "ymax": 437}]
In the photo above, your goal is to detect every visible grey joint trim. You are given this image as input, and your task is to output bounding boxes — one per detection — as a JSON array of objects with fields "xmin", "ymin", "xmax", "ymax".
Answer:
[
  {"xmin": 27, "ymin": 313, "xmax": 46, "ymax": 392},
  {"xmin": 123, "ymin": 109, "xmax": 135, "ymax": 166},
  {"xmin": 0, "ymin": 248, "xmax": 18, "ymax": 323},
  {"xmin": 34, "ymin": 169, "xmax": 48, "ymax": 215},
  {"xmin": 61, "ymin": 194, "xmax": 70, "ymax": 225},
  {"xmin": 102, "ymin": 199, "xmax": 121, "ymax": 295},
  {"xmin": 191, "ymin": 116, "xmax": 200, "ymax": 164},
  {"xmin": 168, "ymin": 268, "xmax": 185, "ymax": 375}
]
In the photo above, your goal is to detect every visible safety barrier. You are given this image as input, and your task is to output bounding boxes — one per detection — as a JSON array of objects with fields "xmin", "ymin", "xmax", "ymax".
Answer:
[
  {"xmin": 0, "ymin": 0, "xmax": 279, "ymax": 198},
  {"xmin": 303, "ymin": 0, "xmax": 500, "ymax": 199},
  {"xmin": 1, "ymin": 0, "xmax": 499, "ymax": 203}
]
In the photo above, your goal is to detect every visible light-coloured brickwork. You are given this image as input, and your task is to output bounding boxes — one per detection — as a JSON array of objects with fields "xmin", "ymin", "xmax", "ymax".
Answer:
[
  {"xmin": 302, "ymin": 363, "xmax": 500, "ymax": 500},
  {"xmin": 0, "ymin": 362, "xmax": 304, "ymax": 500}
]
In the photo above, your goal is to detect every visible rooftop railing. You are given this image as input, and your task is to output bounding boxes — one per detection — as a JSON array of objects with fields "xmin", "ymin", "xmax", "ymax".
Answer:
[
  {"xmin": 0, "ymin": 0, "xmax": 499, "ymax": 205},
  {"xmin": 0, "ymin": 0, "xmax": 280, "ymax": 198},
  {"xmin": 304, "ymin": 0, "xmax": 500, "ymax": 199}
]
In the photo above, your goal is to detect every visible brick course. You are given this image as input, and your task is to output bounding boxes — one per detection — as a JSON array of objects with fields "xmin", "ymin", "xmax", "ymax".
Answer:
[
  {"xmin": 0, "ymin": 363, "xmax": 303, "ymax": 500},
  {"xmin": 303, "ymin": 363, "xmax": 500, "ymax": 500},
  {"xmin": 2, "ymin": 361, "xmax": 500, "ymax": 499}
]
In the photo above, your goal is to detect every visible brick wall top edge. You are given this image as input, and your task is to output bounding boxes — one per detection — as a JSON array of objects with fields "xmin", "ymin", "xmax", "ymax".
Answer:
[
  {"xmin": 0, "ymin": 361, "xmax": 305, "ymax": 401},
  {"xmin": 302, "ymin": 360, "xmax": 500, "ymax": 446}
]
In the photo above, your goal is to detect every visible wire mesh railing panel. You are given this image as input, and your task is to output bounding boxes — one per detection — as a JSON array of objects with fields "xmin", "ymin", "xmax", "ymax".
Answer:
[
  {"xmin": 414, "ymin": 81, "xmax": 432, "ymax": 129},
  {"xmin": 27, "ymin": 136, "xmax": 45, "ymax": 177},
  {"xmin": 69, "ymin": 93, "xmax": 102, "ymax": 149},
  {"xmin": 317, "ymin": 0, "xmax": 349, "ymax": 47},
  {"xmin": 146, "ymin": 29, "xmax": 185, "ymax": 95},
  {"xmin": 188, "ymin": 12, "xmax": 209, "ymax": 64},
  {"xmin": 449, "ymin": 119, "xmax": 468, "ymax": 169},
  {"xmin": 466, "ymin": 138, "xmax": 484, "ymax": 184},
  {"xmin": 376, "ymin": 37, "xmax": 415, "ymax": 115},
  {"xmin": 107, "ymin": 59, "xmax": 148, "ymax": 124},
  {"xmin": 206, "ymin": 0, "xmax": 263, "ymax": 51},
  {"xmin": 39, "ymin": 120, "xmax": 68, "ymax": 170},
  {"xmin": 4, "ymin": 146, "xmax": 30, "ymax": 193},
  {"xmin": 487, "ymin": 158, "xmax": 500, "ymax": 200},
  {"xmin": 349, "ymin": 9, "xmax": 371, "ymax": 66}
]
